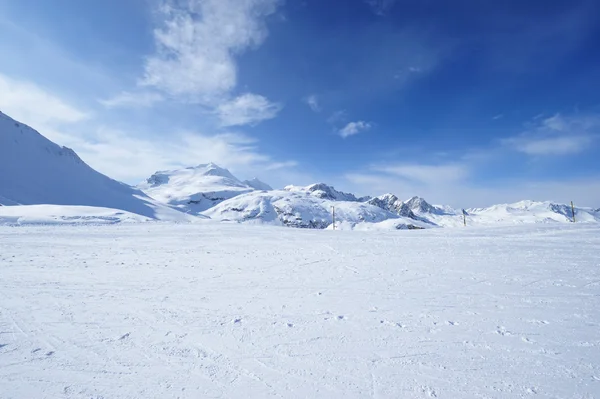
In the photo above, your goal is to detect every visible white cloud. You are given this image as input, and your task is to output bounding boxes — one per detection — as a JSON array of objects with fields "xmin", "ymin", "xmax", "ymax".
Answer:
[
  {"xmin": 512, "ymin": 136, "xmax": 593, "ymax": 156},
  {"xmin": 216, "ymin": 93, "xmax": 282, "ymax": 127},
  {"xmin": 141, "ymin": 0, "xmax": 280, "ymax": 104},
  {"xmin": 0, "ymin": 73, "xmax": 89, "ymax": 128},
  {"xmin": 339, "ymin": 121, "xmax": 372, "ymax": 138},
  {"xmin": 0, "ymin": 74, "xmax": 295, "ymax": 186},
  {"xmin": 264, "ymin": 161, "xmax": 298, "ymax": 170},
  {"xmin": 99, "ymin": 91, "xmax": 164, "ymax": 109},
  {"xmin": 304, "ymin": 94, "xmax": 321, "ymax": 112},
  {"xmin": 504, "ymin": 113, "xmax": 599, "ymax": 156},
  {"xmin": 373, "ymin": 163, "xmax": 469, "ymax": 184},
  {"xmin": 34, "ymin": 122, "xmax": 297, "ymax": 185}
]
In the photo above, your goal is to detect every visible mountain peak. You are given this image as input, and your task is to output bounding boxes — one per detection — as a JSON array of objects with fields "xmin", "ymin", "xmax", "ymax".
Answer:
[
  {"xmin": 404, "ymin": 196, "xmax": 436, "ymax": 213},
  {"xmin": 243, "ymin": 178, "xmax": 273, "ymax": 191},
  {"xmin": 369, "ymin": 194, "xmax": 416, "ymax": 219},
  {"xmin": 190, "ymin": 163, "xmax": 237, "ymax": 180},
  {"xmin": 288, "ymin": 183, "xmax": 360, "ymax": 202}
]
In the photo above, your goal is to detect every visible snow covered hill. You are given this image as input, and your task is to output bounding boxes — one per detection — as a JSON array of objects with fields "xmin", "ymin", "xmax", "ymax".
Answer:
[
  {"xmin": 284, "ymin": 183, "xmax": 370, "ymax": 202},
  {"xmin": 137, "ymin": 163, "xmax": 269, "ymax": 213},
  {"xmin": 465, "ymin": 200, "xmax": 600, "ymax": 225},
  {"xmin": 0, "ymin": 204, "xmax": 153, "ymax": 225},
  {"xmin": 0, "ymin": 111, "xmax": 194, "ymax": 222},
  {"xmin": 202, "ymin": 189, "xmax": 429, "ymax": 229}
]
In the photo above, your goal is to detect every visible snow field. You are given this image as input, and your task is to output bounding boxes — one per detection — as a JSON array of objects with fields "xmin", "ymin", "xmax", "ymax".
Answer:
[{"xmin": 1, "ymin": 223, "xmax": 599, "ymax": 398}]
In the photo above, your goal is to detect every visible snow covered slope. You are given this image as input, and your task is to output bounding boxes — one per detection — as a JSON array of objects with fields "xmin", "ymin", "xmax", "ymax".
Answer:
[
  {"xmin": 368, "ymin": 193, "xmax": 417, "ymax": 218},
  {"xmin": 284, "ymin": 183, "xmax": 369, "ymax": 202},
  {"xmin": 0, "ymin": 204, "xmax": 152, "ymax": 225},
  {"xmin": 243, "ymin": 177, "xmax": 273, "ymax": 191},
  {"xmin": 399, "ymin": 198, "xmax": 600, "ymax": 227},
  {"xmin": 2, "ymin": 223, "xmax": 599, "ymax": 398},
  {"xmin": 466, "ymin": 200, "xmax": 600, "ymax": 225},
  {"xmin": 0, "ymin": 111, "xmax": 194, "ymax": 221},
  {"xmin": 202, "ymin": 189, "xmax": 427, "ymax": 229},
  {"xmin": 138, "ymin": 163, "xmax": 268, "ymax": 213}
]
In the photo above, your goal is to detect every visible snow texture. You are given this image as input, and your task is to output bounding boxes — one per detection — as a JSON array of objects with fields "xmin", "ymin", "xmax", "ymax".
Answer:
[
  {"xmin": 0, "ymin": 111, "xmax": 194, "ymax": 222},
  {"xmin": 0, "ymin": 204, "xmax": 152, "ymax": 225},
  {"xmin": 1, "ymin": 223, "xmax": 599, "ymax": 398}
]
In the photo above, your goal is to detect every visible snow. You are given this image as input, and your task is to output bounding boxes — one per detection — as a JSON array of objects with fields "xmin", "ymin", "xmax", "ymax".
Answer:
[
  {"xmin": 243, "ymin": 178, "xmax": 273, "ymax": 191},
  {"xmin": 284, "ymin": 183, "xmax": 366, "ymax": 202},
  {"xmin": 201, "ymin": 189, "xmax": 400, "ymax": 229},
  {"xmin": 368, "ymin": 194, "xmax": 418, "ymax": 219},
  {"xmin": 0, "ymin": 204, "xmax": 152, "ymax": 225},
  {"xmin": 1, "ymin": 223, "xmax": 599, "ymax": 398},
  {"xmin": 137, "ymin": 163, "xmax": 264, "ymax": 213},
  {"xmin": 0, "ymin": 111, "xmax": 193, "ymax": 222}
]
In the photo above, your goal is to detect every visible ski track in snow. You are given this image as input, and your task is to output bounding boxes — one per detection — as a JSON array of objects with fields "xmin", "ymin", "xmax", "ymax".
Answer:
[{"xmin": 1, "ymin": 224, "xmax": 599, "ymax": 398}]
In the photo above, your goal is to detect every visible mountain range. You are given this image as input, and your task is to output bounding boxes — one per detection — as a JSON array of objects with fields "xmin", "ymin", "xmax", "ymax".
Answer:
[{"xmin": 1, "ymin": 111, "xmax": 598, "ymax": 228}]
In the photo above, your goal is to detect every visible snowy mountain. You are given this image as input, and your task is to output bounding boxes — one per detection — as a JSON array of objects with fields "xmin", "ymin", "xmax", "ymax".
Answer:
[
  {"xmin": 2, "ymin": 110, "xmax": 598, "ymax": 229},
  {"xmin": 137, "ymin": 163, "xmax": 266, "ymax": 213},
  {"xmin": 202, "ymin": 189, "xmax": 429, "ymax": 229},
  {"xmin": 243, "ymin": 178, "xmax": 273, "ymax": 191},
  {"xmin": 465, "ymin": 200, "xmax": 600, "ymax": 225},
  {"xmin": 284, "ymin": 183, "xmax": 369, "ymax": 202},
  {"xmin": 368, "ymin": 193, "xmax": 417, "ymax": 218},
  {"xmin": 404, "ymin": 196, "xmax": 453, "ymax": 215},
  {"xmin": 0, "ymin": 111, "xmax": 194, "ymax": 222}
]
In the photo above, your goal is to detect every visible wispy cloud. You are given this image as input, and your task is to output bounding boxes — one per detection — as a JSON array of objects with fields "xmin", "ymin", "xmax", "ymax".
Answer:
[
  {"xmin": 339, "ymin": 121, "xmax": 372, "ymax": 138},
  {"xmin": 372, "ymin": 163, "xmax": 469, "ymax": 184},
  {"xmin": 98, "ymin": 0, "xmax": 283, "ymax": 127},
  {"xmin": 327, "ymin": 110, "xmax": 347, "ymax": 125},
  {"xmin": 0, "ymin": 73, "xmax": 89, "ymax": 127},
  {"xmin": 304, "ymin": 94, "xmax": 321, "ymax": 112},
  {"xmin": 57, "ymin": 126, "xmax": 293, "ymax": 183},
  {"xmin": 216, "ymin": 93, "xmax": 282, "ymax": 127},
  {"xmin": 141, "ymin": 0, "xmax": 279, "ymax": 104},
  {"xmin": 504, "ymin": 113, "xmax": 599, "ymax": 156},
  {"xmin": 1, "ymin": 73, "xmax": 296, "ymax": 185},
  {"xmin": 99, "ymin": 91, "xmax": 164, "ymax": 109},
  {"xmin": 364, "ymin": 0, "xmax": 397, "ymax": 16}
]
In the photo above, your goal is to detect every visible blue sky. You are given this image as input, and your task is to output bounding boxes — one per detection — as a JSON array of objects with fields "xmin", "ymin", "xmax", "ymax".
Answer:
[{"xmin": 1, "ymin": 0, "xmax": 600, "ymax": 207}]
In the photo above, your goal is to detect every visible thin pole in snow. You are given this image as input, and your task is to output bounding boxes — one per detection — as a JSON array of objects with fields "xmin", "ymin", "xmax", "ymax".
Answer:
[
  {"xmin": 571, "ymin": 201, "xmax": 576, "ymax": 223},
  {"xmin": 331, "ymin": 206, "xmax": 335, "ymax": 230}
]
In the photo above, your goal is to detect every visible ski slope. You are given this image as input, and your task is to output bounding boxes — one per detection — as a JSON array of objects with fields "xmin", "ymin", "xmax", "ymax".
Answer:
[
  {"xmin": 0, "ymin": 204, "xmax": 153, "ymax": 225},
  {"xmin": 1, "ymin": 223, "xmax": 599, "ymax": 398}
]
